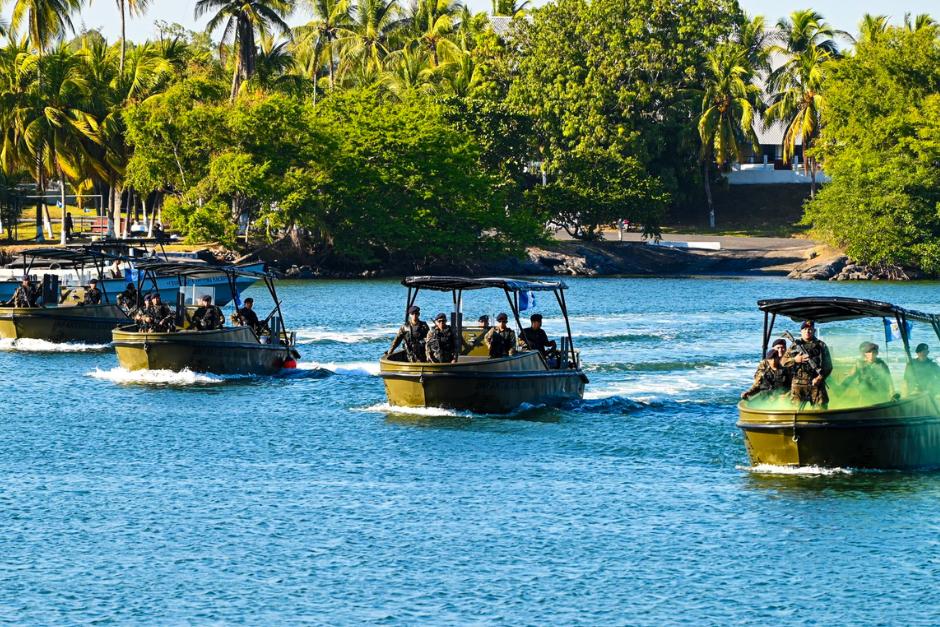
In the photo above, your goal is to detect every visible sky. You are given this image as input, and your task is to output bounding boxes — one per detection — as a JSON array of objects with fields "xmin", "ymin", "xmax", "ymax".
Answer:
[{"xmin": 2, "ymin": 0, "xmax": 938, "ymax": 43}]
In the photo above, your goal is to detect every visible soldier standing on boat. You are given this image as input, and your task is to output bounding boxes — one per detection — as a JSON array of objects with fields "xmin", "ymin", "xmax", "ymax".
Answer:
[
  {"xmin": 4, "ymin": 277, "xmax": 39, "ymax": 308},
  {"xmin": 426, "ymin": 313, "xmax": 458, "ymax": 363},
  {"xmin": 741, "ymin": 347, "xmax": 791, "ymax": 400},
  {"xmin": 519, "ymin": 313, "xmax": 558, "ymax": 358},
  {"xmin": 191, "ymin": 295, "xmax": 224, "ymax": 331},
  {"xmin": 235, "ymin": 297, "xmax": 268, "ymax": 336},
  {"xmin": 387, "ymin": 305, "xmax": 429, "ymax": 362},
  {"xmin": 146, "ymin": 293, "xmax": 175, "ymax": 332},
  {"xmin": 904, "ymin": 343, "xmax": 940, "ymax": 395},
  {"xmin": 485, "ymin": 313, "xmax": 517, "ymax": 358},
  {"xmin": 842, "ymin": 341, "xmax": 894, "ymax": 402},
  {"xmin": 781, "ymin": 320, "xmax": 832, "ymax": 406},
  {"xmin": 118, "ymin": 283, "xmax": 138, "ymax": 310},
  {"xmin": 82, "ymin": 279, "xmax": 102, "ymax": 305},
  {"xmin": 135, "ymin": 294, "xmax": 153, "ymax": 330}
]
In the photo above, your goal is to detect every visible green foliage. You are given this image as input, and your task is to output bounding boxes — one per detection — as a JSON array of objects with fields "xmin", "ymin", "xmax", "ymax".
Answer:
[
  {"xmin": 163, "ymin": 195, "xmax": 237, "ymax": 245},
  {"xmin": 509, "ymin": 0, "xmax": 744, "ymax": 211},
  {"xmin": 803, "ymin": 28, "xmax": 940, "ymax": 272},
  {"xmin": 527, "ymin": 149, "xmax": 668, "ymax": 240}
]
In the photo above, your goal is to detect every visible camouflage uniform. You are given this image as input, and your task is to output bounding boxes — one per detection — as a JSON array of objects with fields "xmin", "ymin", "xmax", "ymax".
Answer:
[
  {"xmin": 844, "ymin": 358, "xmax": 894, "ymax": 401},
  {"xmin": 743, "ymin": 360, "xmax": 791, "ymax": 399},
  {"xmin": 781, "ymin": 339, "xmax": 833, "ymax": 405},
  {"xmin": 904, "ymin": 358, "xmax": 940, "ymax": 394},
  {"xmin": 484, "ymin": 327, "xmax": 517, "ymax": 358},
  {"xmin": 390, "ymin": 321, "xmax": 430, "ymax": 362},
  {"xmin": 82, "ymin": 287, "xmax": 102, "ymax": 305},
  {"xmin": 426, "ymin": 324, "xmax": 457, "ymax": 363},
  {"xmin": 7, "ymin": 283, "xmax": 38, "ymax": 308},
  {"xmin": 117, "ymin": 287, "xmax": 139, "ymax": 310},
  {"xmin": 192, "ymin": 305, "xmax": 225, "ymax": 331},
  {"xmin": 147, "ymin": 302, "xmax": 175, "ymax": 332}
]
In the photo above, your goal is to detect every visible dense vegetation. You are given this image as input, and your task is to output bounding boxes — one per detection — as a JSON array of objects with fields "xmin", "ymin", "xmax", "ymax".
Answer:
[{"xmin": 0, "ymin": 0, "xmax": 937, "ymax": 271}]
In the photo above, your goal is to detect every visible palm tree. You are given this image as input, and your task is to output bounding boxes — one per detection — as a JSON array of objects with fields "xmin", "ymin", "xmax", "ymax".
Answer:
[
  {"xmin": 409, "ymin": 0, "xmax": 462, "ymax": 67},
  {"xmin": 341, "ymin": 0, "xmax": 401, "ymax": 78},
  {"xmin": 736, "ymin": 14, "xmax": 771, "ymax": 74},
  {"xmin": 904, "ymin": 13, "xmax": 938, "ymax": 35},
  {"xmin": 858, "ymin": 14, "xmax": 889, "ymax": 44},
  {"xmin": 772, "ymin": 9, "xmax": 848, "ymax": 57},
  {"xmin": 380, "ymin": 45, "xmax": 437, "ymax": 97},
  {"xmin": 195, "ymin": 0, "xmax": 297, "ymax": 100},
  {"xmin": 698, "ymin": 43, "xmax": 761, "ymax": 228},
  {"xmin": 111, "ymin": 0, "xmax": 152, "ymax": 72},
  {"xmin": 6, "ymin": 0, "xmax": 84, "ymax": 239},
  {"xmin": 490, "ymin": 0, "xmax": 528, "ymax": 17},
  {"xmin": 765, "ymin": 44, "xmax": 829, "ymax": 199},
  {"xmin": 243, "ymin": 34, "xmax": 304, "ymax": 95},
  {"xmin": 295, "ymin": 0, "xmax": 352, "ymax": 93}
]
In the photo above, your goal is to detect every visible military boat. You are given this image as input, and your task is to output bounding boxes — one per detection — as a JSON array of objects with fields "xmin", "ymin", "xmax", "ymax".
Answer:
[
  {"xmin": 738, "ymin": 297, "xmax": 940, "ymax": 469},
  {"xmin": 0, "ymin": 248, "xmax": 129, "ymax": 343},
  {"xmin": 111, "ymin": 260, "xmax": 299, "ymax": 375},
  {"xmin": 380, "ymin": 276, "xmax": 588, "ymax": 413}
]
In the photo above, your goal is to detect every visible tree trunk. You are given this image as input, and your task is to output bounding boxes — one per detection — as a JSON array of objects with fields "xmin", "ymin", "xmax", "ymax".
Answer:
[
  {"xmin": 810, "ymin": 157, "xmax": 817, "ymax": 199},
  {"xmin": 58, "ymin": 168, "xmax": 67, "ymax": 245},
  {"xmin": 119, "ymin": 0, "xmax": 126, "ymax": 73},
  {"xmin": 35, "ymin": 158, "xmax": 44, "ymax": 242},
  {"xmin": 328, "ymin": 41, "xmax": 334, "ymax": 90},
  {"xmin": 112, "ymin": 183, "xmax": 123, "ymax": 240},
  {"xmin": 230, "ymin": 56, "xmax": 241, "ymax": 101},
  {"xmin": 703, "ymin": 161, "xmax": 715, "ymax": 229}
]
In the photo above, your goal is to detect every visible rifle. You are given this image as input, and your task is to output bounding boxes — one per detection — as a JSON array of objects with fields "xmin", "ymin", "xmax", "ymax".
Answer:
[{"xmin": 782, "ymin": 330, "xmax": 827, "ymax": 382}]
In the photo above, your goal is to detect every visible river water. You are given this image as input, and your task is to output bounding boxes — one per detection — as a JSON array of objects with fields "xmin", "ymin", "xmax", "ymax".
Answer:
[{"xmin": 2, "ymin": 276, "xmax": 940, "ymax": 624}]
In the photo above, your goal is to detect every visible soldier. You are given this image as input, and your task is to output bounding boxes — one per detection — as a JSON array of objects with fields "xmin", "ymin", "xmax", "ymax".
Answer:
[
  {"xmin": 387, "ymin": 305, "xmax": 429, "ymax": 362},
  {"xmin": 117, "ymin": 282, "xmax": 139, "ymax": 310},
  {"xmin": 904, "ymin": 343, "xmax": 940, "ymax": 395},
  {"xmin": 518, "ymin": 313, "xmax": 558, "ymax": 358},
  {"xmin": 426, "ymin": 312, "xmax": 458, "ymax": 364},
  {"xmin": 781, "ymin": 320, "xmax": 833, "ymax": 406},
  {"xmin": 234, "ymin": 297, "xmax": 269, "ymax": 335},
  {"xmin": 82, "ymin": 279, "xmax": 102, "ymax": 305},
  {"xmin": 842, "ymin": 341, "xmax": 894, "ymax": 402},
  {"xmin": 4, "ymin": 277, "xmax": 39, "ymax": 308},
  {"xmin": 741, "ymin": 348, "xmax": 791, "ymax": 400},
  {"xmin": 191, "ymin": 295, "xmax": 224, "ymax": 331},
  {"xmin": 146, "ymin": 293, "xmax": 175, "ymax": 332},
  {"xmin": 484, "ymin": 312, "xmax": 517, "ymax": 358},
  {"xmin": 134, "ymin": 293, "xmax": 153, "ymax": 330},
  {"xmin": 477, "ymin": 315, "xmax": 490, "ymax": 330}
]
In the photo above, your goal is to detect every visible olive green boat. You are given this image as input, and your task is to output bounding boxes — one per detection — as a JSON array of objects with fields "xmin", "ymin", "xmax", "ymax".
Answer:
[
  {"xmin": 0, "ymin": 248, "xmax": 129, "ymax": 344},
  {"xmin": 380, "ymin": 276, "xmax": 588, "ymax": 413},
  {"xmin": 111, "ymin": 260, "xmax": 299, "ymax": 375},
  {"xmin": 738, "ymin": 297, "xmax": 940, "ymax": 469}
]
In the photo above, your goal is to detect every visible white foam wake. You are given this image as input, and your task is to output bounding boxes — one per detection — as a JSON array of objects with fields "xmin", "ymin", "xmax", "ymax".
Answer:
[
  {"xmin": 295, "ymin": 326, "xmax": 396, "ymax": 344},
  {"xmin": 360, "ymin": 402, "xmax": 469, "ymax": 417},
  {"xmin": 309, "ymin": 361, "xmax": 380, "ymax": 376},
  {"xmin": 0, "ymin": 338, "xmax": 111, "ymax": 353},
  {"xmin": 739, "ymin": 464, "xmax": 853, "ymax": 476},
  {"xmin": 87, "ymin": 366, "xmax": 237, "ymax": 385}
]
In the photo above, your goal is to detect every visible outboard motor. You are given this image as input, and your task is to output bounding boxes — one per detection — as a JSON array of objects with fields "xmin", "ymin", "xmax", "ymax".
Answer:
[
  {"xmin": 270, "ymin": 316, "xmax": 283, "ymax": 345},
  {"xmin": 41, "ymin": 274, "xmax": 59, "ymax": 307}
]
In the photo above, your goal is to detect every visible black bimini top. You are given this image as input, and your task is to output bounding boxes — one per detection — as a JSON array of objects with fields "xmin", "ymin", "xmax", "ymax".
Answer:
[
  {"xmin": 22, "ymin": 247, "xmax": 111, "ymax": 266},
  {"xmin": 758, "ymin": 297, "xmax": 938, "ymax": 324},
  {"xmin": 134, "ymin": 260, "xmax": 271, "ymax": 280},
  {"xmin": 403, "ymin": 276, "xmax": 567, "ymax": 292}
]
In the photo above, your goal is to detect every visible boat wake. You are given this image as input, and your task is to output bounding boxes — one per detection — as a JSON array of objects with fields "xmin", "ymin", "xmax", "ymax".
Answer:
[
  {"xmin": 295, "ymin": 326, "xmax": 395, "ymax": 345},
  {"xmin": 308, "ymin": 361, "xmax": 380, "ymax": 376},
  {"xmin": 565, "ymin": 395, "xmax": 650, "ymax": 414},
  {"xmin": 361, "ymin": 402, "xmax": 472, "ymax": 418},
  {"xmin": 739, "ymin": 463, "xmax": 854, "ymax": 476},
  {"xmin": 87, "ymin": 367, "xmax": 247, "ymax": 386},
  {"xmin": 0, "ymin": 338, "xmax": 111, "ymax": 353}
]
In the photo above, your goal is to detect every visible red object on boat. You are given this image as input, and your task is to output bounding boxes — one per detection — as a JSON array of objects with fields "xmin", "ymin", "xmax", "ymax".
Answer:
[{"xmin": 282, "ymin": 358, "xmax": 297, "ymax": 369}]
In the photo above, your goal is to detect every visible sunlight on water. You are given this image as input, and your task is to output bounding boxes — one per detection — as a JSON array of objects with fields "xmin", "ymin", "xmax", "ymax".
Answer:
[
  {"xmin": 295, "ymin": 326, "xmax": 396, "ymax": 344},
  {"xmin": 310, "ymin": 361, "xmax": 381, "ymax": 376},
  {"xmin": 0, "ymin": 338, "xmax": 111, "ymax": 353},
  {"xmin": 87, "ymin": 366, "xmax": 238, "ymax": 385},
  {"xmin": 739, "ymin": 464, "xmax": 854, "ymax": 476}
]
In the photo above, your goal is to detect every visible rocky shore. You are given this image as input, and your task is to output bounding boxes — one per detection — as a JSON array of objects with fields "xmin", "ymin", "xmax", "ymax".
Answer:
[{"xmin": 786, "ymin": 252, "xmax": 920, "ymax": 281}]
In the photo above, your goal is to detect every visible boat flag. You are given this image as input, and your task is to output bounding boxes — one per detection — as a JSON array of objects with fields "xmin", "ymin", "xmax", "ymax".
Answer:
[
  {"xmin": 884, "ymin": 318, "xmax": 912, "ymax": 343},
  {"xmin": 519, "ymin": 291, "xmax": 536, "ymax": 312}
]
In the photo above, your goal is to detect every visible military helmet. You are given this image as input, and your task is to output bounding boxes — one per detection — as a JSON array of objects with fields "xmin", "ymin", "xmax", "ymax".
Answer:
[
  {"xmin": 434, "ymin": 312, "xmax": 447, "ymax": 322},
  {"xmin": 496, "ymin": 312, "xmax": 508, "ymax": 322}
]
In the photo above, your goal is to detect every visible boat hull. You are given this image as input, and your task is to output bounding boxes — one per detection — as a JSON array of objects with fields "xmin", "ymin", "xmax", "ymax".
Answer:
[
  {"xmin": 380, "ymin": 351, "xmax": 587, "ymax": 414},
  {"xmin": 0, "ymin": 304, "xmax": 129, "ymax": 343},
  {"xmin": 112, "ymin": 325, "xmax": 293, "ymax": 375},
  {"xmin": 737, "ymin": 394, "xmax": 940, "ymax": 469}
]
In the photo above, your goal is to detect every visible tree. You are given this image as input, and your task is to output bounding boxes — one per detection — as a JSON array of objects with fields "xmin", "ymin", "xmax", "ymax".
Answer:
[
  {"xmin": 341, "ymin": 0, "xmax": 401, "ymax": 79},
  {"xmin": 803, "ymin": 27, "xmax": 940, "ymax": 273},
  {"xmin": 698, "ymin": 43, "xmax": 760, "ymax": 228},
  {"xmin": 295, "ymin": 0, "xmax": 352, "ymax": 93},
  {"xmin": 858, "ymin": 14, "xmax": 888, "ymax": 45},
  {"xmin": 491, "ymin": 0, "xmax": 528, "ymax": 18},
  {"xmin": 112, "ymin": 0, "xmax": 152, "ymax": 72},
  {"xmin": 195, "ymin": 0, "xmax": 296, "ymax": 100}
]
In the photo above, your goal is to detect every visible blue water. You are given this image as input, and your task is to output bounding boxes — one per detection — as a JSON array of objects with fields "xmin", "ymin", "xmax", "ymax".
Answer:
[{"xmin": 3, "ymin": 276, "xmax": 940, "ymax": 624}]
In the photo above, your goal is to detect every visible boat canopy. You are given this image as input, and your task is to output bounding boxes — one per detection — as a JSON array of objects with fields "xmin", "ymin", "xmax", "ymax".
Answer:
[
  {"xmin": 403, "ymin": 276, "xmax": 567, "ymax": 292},
  {"xmin": 758, "ymin": 297, "xmax": 939, "ymax": 324},
  {"xmin": 21, "ymin": 247, "xmax": 111, "ymax": 266},
  {"xmin": 133, "ymin": 260, "xmax": 272, "ymax": 280}
]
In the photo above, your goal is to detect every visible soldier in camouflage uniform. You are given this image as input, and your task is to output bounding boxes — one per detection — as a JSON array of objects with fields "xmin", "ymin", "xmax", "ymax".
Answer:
[
  {"xmin": 81, "ymin": 279, "xmax": 102, "ymax": 305},
  {"xmin": 191, "ymin": 295, "xmax": 225, "ymax": 331},
  {"xmin": 426, "ymin": 313, "xmax": 458, "ymax": 363},
  {"xmin": 741, "ymin": 348, "xmax": 791, "ymax": 400},
  {"xmin": 842, "ymin": 341, "xmax": 894, "ymax": 402},
  {"xmin": 145, "ymin": 293, "xmax": 175, "ymax": 332},
  {"xmin": 117, "ymin": 283, "xmax": 139, "ymax": 310},
  {"xmin": 4, "ymin": 277, "xmax": 39, "ymax": 308},
  {"xmin": 484, "ymin": 312, "xmax": 517, "ymax": 358},
  {"xmin": 387, "ymin": 305, "xmax": 429, "ymax": 362},
  {"xmin": 781, "ymin": 320, "xmax": 832, "ymax": 406}
]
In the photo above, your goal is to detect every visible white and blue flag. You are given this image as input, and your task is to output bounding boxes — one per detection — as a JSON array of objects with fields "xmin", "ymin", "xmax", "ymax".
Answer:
[
  {"xmin": 883, "ymin": 318, "xmax": 912, "ymax": 343},
  {"xmin": 519, "ymin": 291, "xmax": 536, "ymax": 312}
]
